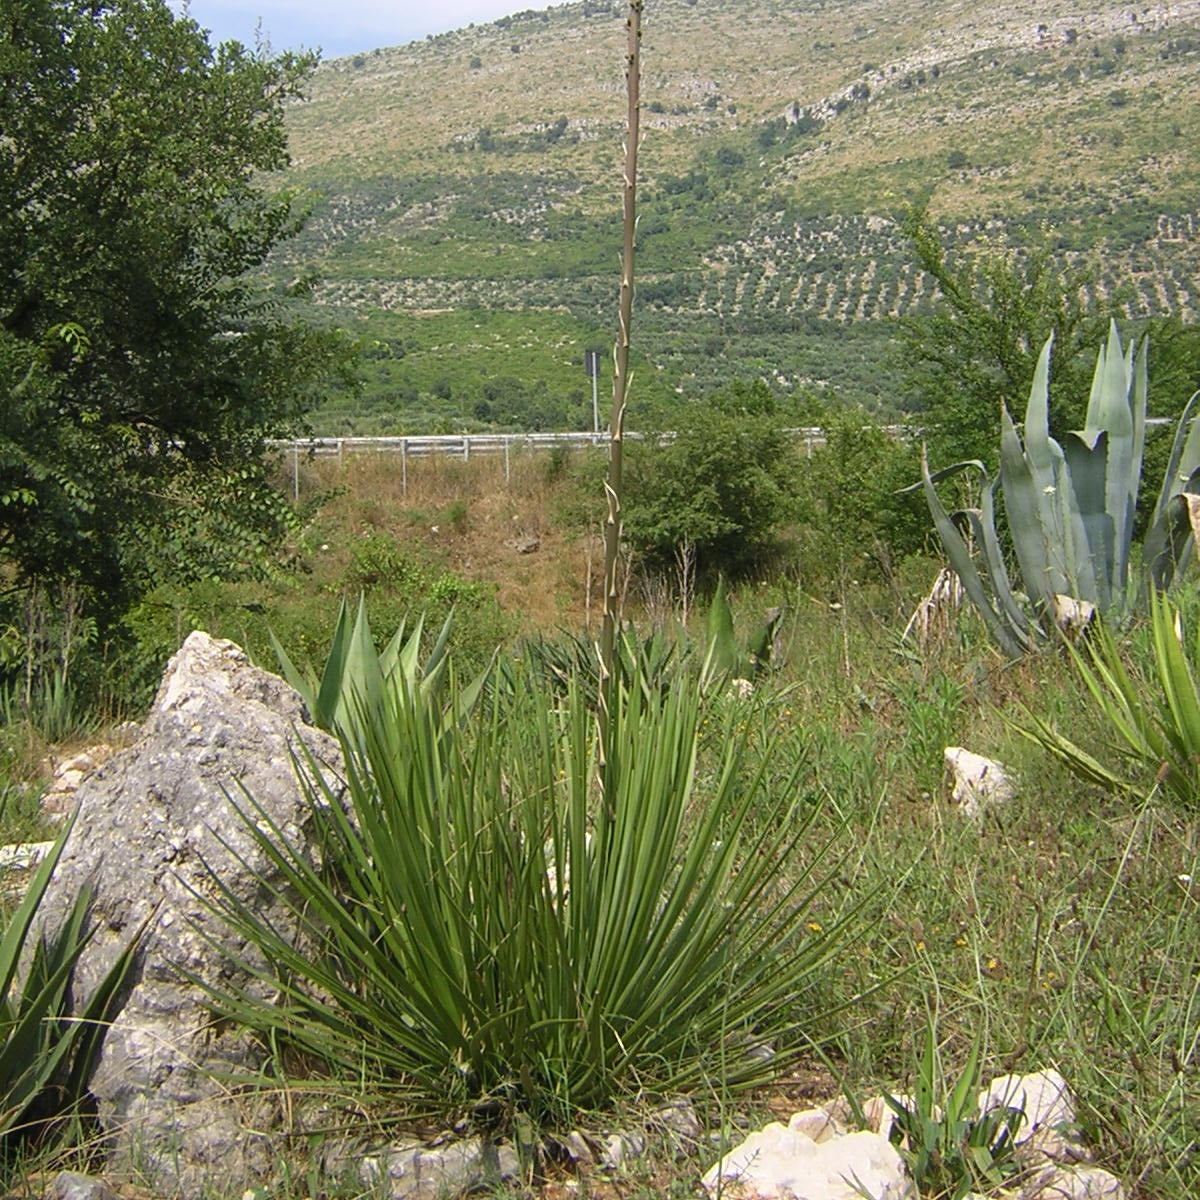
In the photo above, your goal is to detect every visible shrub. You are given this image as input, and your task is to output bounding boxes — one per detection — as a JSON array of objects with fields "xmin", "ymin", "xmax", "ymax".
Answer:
[
  {"xmin": 200, "ymin": 658, "xmax": 856, "ymax": 1127},
  {"xmin": 794, "ymin": 400, "xmax": 927, "ymax": 587},
  {"xmin": 623, "ymin": 380, "xmax": 798, "ymax": 582}
]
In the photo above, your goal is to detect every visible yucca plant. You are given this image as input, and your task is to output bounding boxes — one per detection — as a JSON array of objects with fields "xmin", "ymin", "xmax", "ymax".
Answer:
[
  {"xmin": 1020, "ymin": 588, "xmax": 1200, "ymax": 808},
  {"xmin": 269, "ymin": 597, "xmax": 488, "ymax": 746},
  {"xmin": 917, "ymin": 322, "xmax": 1200, "ymax": 655},
  {"xmin": 0, "ymin": 807, "xmax": 140, "ymax": 1166},
  {"xmin": 199, "ymin": 657, "xmax": 858, "ymax": 1127}
]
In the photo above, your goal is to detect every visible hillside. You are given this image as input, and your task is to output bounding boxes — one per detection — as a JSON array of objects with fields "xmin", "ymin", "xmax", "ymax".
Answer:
[{"xmin": 275, "ymin": 0, "xmax": 1200, "ymax": 433}]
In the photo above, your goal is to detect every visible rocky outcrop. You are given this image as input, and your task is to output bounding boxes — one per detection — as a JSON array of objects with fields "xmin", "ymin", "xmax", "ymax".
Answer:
[{"xmin": 36, "ymin": 631, "xmax": 342, "ymax": 1198}]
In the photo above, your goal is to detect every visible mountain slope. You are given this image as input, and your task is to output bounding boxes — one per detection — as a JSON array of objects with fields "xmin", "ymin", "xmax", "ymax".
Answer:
[{"xmin": 276, "ymin": 0, "xmax": 1200, "ymax": 432}]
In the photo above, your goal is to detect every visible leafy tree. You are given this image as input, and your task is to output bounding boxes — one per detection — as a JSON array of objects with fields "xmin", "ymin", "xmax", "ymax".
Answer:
[
  {"xmin": 901, "ymin": 204, "xmax": 1200, "ymax": 489},
  {"xmin": 0, "ymin": 0, "xmax": 355, "ymax": 612},
  {"xmin": 899, "ymin": 203, "xmax": 1111, "ymax": 467},
  {"xmin": 623, "ymin": 380, "xmax": 797, "ymax": 581}
]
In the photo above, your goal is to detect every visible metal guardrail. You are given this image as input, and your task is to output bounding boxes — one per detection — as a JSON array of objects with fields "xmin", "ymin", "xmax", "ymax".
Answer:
[{"xmin": 269, "ymin": 426, "xmax": 908, "ymax": 498}]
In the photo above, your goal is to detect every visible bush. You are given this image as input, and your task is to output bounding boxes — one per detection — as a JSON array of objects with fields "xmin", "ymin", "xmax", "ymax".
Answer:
[
  {"xmin": 794, "ymin": 400, "xmax": 927, "ymax": 587},
  {"xmin": 623, "ymin": 380, "xmax": 798, "ymax": 582},
  {"xmin": 200, "ymin": 658, "xmax": 854, "ymax": 1127}
]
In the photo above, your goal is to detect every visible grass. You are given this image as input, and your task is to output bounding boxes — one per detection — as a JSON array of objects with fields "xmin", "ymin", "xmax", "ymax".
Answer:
[{"xmin": 1, "ymin": 452, "xmax": 1197, "ymax": 1196}]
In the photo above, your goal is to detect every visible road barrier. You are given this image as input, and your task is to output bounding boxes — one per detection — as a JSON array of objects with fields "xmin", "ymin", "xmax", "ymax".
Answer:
[{"xmin": 269, "ymin": 426, "xmax": 908, "ymax": 499}]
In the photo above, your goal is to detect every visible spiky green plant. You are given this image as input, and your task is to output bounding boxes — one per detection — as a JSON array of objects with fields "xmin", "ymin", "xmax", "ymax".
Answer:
[
  {"xmin": 881, "ymin": 1024, "xmax": 1023, "ymax": 1200},
  {"xmin": 198, "ymin": 656, "xmax": 858, "ymax": 1127},
  {"xmin": 1020, "ymin": 588, "xmax": 1200, "ymax": 808},
  {"xmin": 917, "ymin": 322, "xmax": 1200, "ymax": 655},
  {"xmin": 269, "ymin": 597, "xmax": 489, "ymax": 747},
  {"xmin": 0, "ymin": 807, "xmax": 140, "ymax": 1165}
]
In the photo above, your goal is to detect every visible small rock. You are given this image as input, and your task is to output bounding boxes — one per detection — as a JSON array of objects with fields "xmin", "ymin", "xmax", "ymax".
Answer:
[
  {"xmin": 945, "ymin": 746, "xmax": 1015, "ymax": 817},
  {"xmin": 360, "ymin": 1136, "xmax": 517, "ymax": 1199},
  {"xmin": 599, "ymin": 1129, "xmax": 646, "ymax": 1172},
  {"xmin": 562, "ymin": 1129, "xmax": 595, "ymax": 1166},
  {"xmin": 0, "ymin": 840, "xmax": 55, "ymax": 871},
  {"xmin": 649, "ymin": 1097, "xmax": 702, "ymax": 1151},
  {"xmin": 1020, "ymin": 1164, "xmax": 1125, "ymax": 1200},
  {"xmin": 702, "ymin": 1123, "xmax": 911, "ymax": 1199},
  {"xmin": 1052, "ymin": 595, "xmax": 1096, "ymax": 636},
  {"xmin": 47, "ymin": 1173, "xmax": 118, "ymax": 1200}
]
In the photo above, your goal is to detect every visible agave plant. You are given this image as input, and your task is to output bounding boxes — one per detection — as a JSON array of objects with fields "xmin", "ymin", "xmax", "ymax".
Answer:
[
  {"xmin": 1020, "ymin": 588, "xmax": 1200, "ymax": 809},
  {"xmin": 917, "ymin": 322, "xmax": 1200, "ymax": 655}
]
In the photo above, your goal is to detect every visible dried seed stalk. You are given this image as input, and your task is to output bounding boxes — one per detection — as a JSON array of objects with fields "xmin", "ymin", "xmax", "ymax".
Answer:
[{"xmin": 598, "ymin": 0, "xmax": 642, "ymax": 749}]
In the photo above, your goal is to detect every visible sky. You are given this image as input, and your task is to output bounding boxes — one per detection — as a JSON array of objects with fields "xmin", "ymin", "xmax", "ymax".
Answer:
[{"xmin": 175, "ymin": 1, "xmax": 573, "ymax": 59}]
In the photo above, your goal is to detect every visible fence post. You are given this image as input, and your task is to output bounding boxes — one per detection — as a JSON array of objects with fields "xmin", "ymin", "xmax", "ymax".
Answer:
[
  {"xmin": 401, "ymin": 439, "xmax": 407, "ymax": 497},
  {"xmin": 292, "ymin": 443, "xmax": 299, "ymax": 502},
  {"xmin": 463, "ymin": 437, "xmax": 469, "ymax": 462},
  {"xmin": 337, "ymin": 438, "xmax": 343, "ymax": 468},
  {"xmin": 504, "ymin": 437, "xmax": 511, "ymax": 483}
]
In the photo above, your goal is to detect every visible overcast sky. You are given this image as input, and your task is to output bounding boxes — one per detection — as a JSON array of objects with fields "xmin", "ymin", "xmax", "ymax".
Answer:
[{"xmin": 176, "ymin": 1, "xmax": 573, "ymax": 59}]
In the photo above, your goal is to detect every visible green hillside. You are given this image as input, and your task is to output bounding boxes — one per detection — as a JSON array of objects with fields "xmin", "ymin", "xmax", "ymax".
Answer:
[{"xmin": 275, "ymin": 0, "xmax": 1200, "ymax": 433}]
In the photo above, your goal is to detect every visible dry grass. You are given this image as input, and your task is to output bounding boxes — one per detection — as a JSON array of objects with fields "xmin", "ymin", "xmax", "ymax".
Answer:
[{"xmin": 296, "ymin": 449, "xmax": 605, "ymax": 634}]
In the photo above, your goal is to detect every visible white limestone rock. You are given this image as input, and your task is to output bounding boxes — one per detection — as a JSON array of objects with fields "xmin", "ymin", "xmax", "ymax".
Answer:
[
  {"xmin": 945, "ymin": 746, "xmax": 1015, "ymax": 817},
  {"xmin": 978, "ymin": 1068, "xmax": 1087, "ymax": 1164},
  {"xmin": 702, "ymin": 1118, "xmax": 912, "ymax": 1200}
]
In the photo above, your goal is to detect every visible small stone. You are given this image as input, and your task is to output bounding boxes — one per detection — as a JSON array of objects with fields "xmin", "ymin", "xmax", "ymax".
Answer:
[
  {"xmin": 945, "ymin": 746, "xmax": 1015, "ymax": 817},
  {"xmin": 562, "ymin": 1130, "xmax": 595, "ymax": 1165},
  {"xmin": 47, "ymin": 1173, "xmax": 118, "ymax": 1200},
  {"xmin": 649, "ymin": 1097, "xmax": 702, "ymax": 1147},
  {"xmin": 1020, "ymin": 1164, "xmax": 1125, "ymax": 1200},
  {"xmin": 0, "ymin": 841, "xmax": 55, "ymax": 871},
  {"xmin": 599, "ymin": 1130, "xmax": 646, "ymax": 1172}
]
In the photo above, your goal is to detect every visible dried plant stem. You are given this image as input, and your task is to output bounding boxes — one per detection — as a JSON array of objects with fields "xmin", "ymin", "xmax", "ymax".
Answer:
[{"xmin": 599, "ymin": 0, "xmax": 642, "ymax": 749}]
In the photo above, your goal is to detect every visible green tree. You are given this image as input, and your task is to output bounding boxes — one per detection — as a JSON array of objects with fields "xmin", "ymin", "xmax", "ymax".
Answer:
[
  {"xmin": 623, "ymin": 380, "xmax": 798, "ymax": 581},
  {"xmin": 0, "ymin": 0, "xmax": 354, "ymax": 610},
  {"xmin": 899, "ymin": 203, "xmax": 1110, "ymax": 467}
]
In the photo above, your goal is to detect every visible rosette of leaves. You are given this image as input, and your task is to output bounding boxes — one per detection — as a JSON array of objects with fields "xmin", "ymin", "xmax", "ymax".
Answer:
[
  {"xmin": 917, "ymin": 323, "xmax": 1200, "ymax": 655},
  {"xmin": 198, "ymin": 656, "xmax": 860, "ymax": 1126}
]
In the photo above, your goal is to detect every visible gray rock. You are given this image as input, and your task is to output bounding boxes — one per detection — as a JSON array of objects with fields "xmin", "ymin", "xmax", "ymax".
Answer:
[
  {"xmin": 648, "ymin": 1097, "xmax": 702, "ymax": 1153},
  {"xmin": 36, "ymin": 631, "xmax": 343, "ymax": 1198},
  {"xmin": 360, "ymin": 1136, "xmax": 519, "ymax": 1199},
  {"xmin": 45, "ymin": 1173, "xmax": 118, "ymax": 1200}
]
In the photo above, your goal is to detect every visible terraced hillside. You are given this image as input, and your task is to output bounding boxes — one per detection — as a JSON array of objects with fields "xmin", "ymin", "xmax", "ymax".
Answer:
[{"xmin": 276, "ymin": 0, "xmax": 1200, "ymax": 433}]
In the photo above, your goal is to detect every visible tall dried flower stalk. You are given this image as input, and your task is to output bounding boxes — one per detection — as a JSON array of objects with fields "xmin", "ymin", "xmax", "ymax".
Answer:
[{"xmin": 598, "ymin": 0, "xmax": 643, "ymax": 748}]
